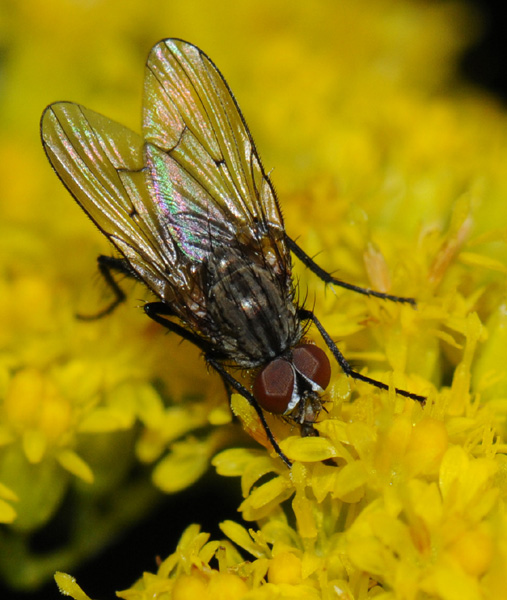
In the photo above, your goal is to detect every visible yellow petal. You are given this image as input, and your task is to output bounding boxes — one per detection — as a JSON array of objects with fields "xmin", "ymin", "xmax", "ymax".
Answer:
[
  {"xmin": 280, "ymin": 435, "xmax": 337, "ymax": 462},
  {"xmin": 0, "ymin": 498, "xmax": 17, "ymax": 523},
  {"xmin": 55, "ymin": 573, "xmax": 93, "ymax": 600},
  {"xmin": 22, "ymin": 430, "xmax": 47, "ymax": 463},
  {"xmin": 57, "ymin": 450, "xmax": 94, "ymax": 483}
]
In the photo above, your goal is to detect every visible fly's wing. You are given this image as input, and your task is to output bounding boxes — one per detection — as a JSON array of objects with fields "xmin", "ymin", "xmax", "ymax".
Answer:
[
  {"xmin": 41, "ymin": 39, "xmax": 291, "ymax": 315},
  {"xmin": 41, "ymin": 102, "xmax": 187, "ymax": 294},
  {"xmin": 142, "ymin": 39, "xmax": 290, "ymax": 268}
]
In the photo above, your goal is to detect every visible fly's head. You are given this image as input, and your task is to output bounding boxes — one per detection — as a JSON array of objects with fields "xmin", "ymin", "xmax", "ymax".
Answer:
[{"xmin": 252, "ymin": 343, "xmax": 331, "ymax": 434}]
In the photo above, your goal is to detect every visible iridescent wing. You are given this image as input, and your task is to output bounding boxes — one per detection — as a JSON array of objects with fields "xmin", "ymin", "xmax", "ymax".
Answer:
[
  {"xmin": 41, "ymin": 39, "xmax": 290, "ymax": 306},
  {"xmin": 142, "ymin": 39, "xmax": 287, "ymax": 262},
  {"xmin": 41, "ymin": 102, "xmax": 183, "ymax": 295}
]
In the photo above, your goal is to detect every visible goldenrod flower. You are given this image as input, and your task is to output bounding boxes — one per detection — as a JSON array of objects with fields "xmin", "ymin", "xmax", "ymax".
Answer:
[{"xmin": 1, "ymin": 0, "xmax": 507, "ymax": 597}]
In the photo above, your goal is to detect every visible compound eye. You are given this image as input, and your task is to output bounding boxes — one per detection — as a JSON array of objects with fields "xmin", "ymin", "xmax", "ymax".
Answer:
[
  {"xmin": 292, "ymin": 344, "xmax": 331, "ymax": 391},
  {"xmin": 253, "ymin": 358, "xmax": 295, "ymax": 414}
]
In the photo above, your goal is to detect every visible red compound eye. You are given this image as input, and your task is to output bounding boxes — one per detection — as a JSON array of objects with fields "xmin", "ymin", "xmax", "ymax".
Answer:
[
  {"xmin": 253, "ymin": 358, "xmax": 295, "ymax": 414},
  {"xmin": 292, "ymin": 344, "xmax": 331, "ymax": 390}
]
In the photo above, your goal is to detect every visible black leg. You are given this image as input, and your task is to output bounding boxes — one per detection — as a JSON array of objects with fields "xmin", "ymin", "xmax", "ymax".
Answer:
[
  {"xmin": 144, "ymin": 302, "xmax": 215, "ymax": 354},
  {"xmin": 207, "ymin": 358, "xmax": 292, "ymax": 468},
  {"xmin": 78, "ymin": 255, "xmax": 135, "ymax": 320},
  {"xmin": 287, "ymin": 237, "xmax": 416, "ymax": 306},
  {"xmin": 145, "ymin": 303, "xmax": 292, "ymax": 467},
  {"xmin": 299, "ymin": 308, "xmax": 426, "ymax": 404}
]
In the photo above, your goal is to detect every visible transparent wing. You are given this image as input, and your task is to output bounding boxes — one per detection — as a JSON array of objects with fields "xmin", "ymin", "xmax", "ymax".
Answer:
[
  {"xmin": 41, "ymin": 39, "xmax": 291, "ymax": 309},
  {"xmin": 142, "ymin": 38, "xmax": 288, "ymax": 262},
  {"xmin": 41, "ymin": 102, "xmax": 185, "ymax": 294}
]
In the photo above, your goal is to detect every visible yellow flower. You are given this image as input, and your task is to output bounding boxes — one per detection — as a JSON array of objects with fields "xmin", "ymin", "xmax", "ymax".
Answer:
[{"xmin": 1, "ymin": 0, "xmax": 506, "ymax": 596}]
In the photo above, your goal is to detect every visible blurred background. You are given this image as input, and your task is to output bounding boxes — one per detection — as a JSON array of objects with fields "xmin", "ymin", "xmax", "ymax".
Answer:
[{"xmin": 1, "ymin": 0, "xmax": 506, "ymax": 598}]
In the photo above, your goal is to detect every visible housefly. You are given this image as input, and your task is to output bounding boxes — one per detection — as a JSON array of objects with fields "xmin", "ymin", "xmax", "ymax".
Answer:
[{"xmin": 41, "ymin": 39, "xmax": 425, "ymax": 467}]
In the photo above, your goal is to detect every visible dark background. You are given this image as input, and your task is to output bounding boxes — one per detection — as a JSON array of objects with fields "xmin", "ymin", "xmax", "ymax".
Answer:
[
  {"xmin": 461, "ymin": 0, "xmax": 507, "ymax": 102},
  {"xmin": 3, "ymin": 1, "xmax": 507, "ymax": 598}
]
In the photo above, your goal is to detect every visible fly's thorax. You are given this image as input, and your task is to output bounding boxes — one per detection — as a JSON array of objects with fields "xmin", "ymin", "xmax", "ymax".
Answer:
[
  {"xmin": 235, "ymin": 224, "xmax": 290, "ymax": 279},
  {"xmin": 204, "ymin": 248, "xmax": 300, "ymax": 366}
]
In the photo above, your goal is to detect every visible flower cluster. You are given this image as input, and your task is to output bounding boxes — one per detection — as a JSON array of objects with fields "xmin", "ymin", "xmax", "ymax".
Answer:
[{"xmin": 1, "ymin": 0, "xmax": 507, "ymax": 597}]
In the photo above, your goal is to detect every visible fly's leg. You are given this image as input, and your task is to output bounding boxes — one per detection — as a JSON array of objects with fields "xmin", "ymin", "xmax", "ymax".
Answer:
[
  {"xmin": 144, "ymin": 302, "xmax": 214, "ymax": 352},
  {"xmin": 207, "ymin": 358, "xmax": 292, "ymax": 468},
  {"xmin": 145, "ymin": 302, "xmax": 235, "ymax": 393},
  {"xmin": 287, "ymin": 237, "xmax": 416, "ymax": 306},
  {"xmin": 299, "ymin": 308, "xmax": 426, "ymax": 404},
  {"xmin": 78, "ymin": 255, "xmax": 135, "ymax": 320},
  {"xmin": 144, "ymin": 302, "xmax": 292, "ymax": 468}
]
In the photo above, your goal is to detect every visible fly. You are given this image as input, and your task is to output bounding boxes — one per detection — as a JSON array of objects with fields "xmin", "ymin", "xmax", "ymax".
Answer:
[{"xmin": 41, "ymin": 39, "xmax": 425, "ymax": 468}]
